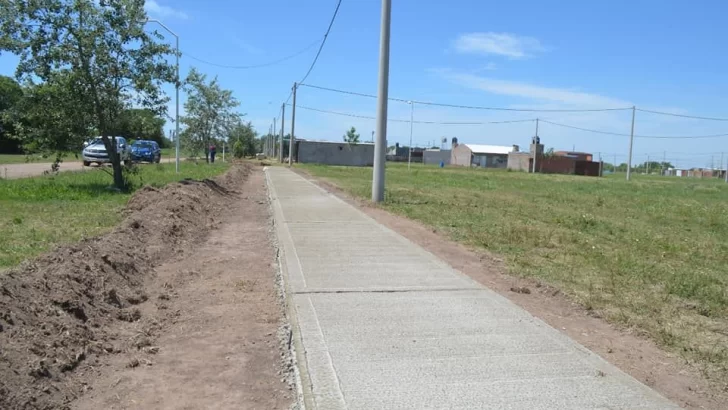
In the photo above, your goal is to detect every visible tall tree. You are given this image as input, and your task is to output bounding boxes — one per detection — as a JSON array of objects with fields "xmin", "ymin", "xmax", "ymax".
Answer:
[
  {"xmin": 0, "ymin": 75, "xmax": 24, "ymax": 153},
  {"xmin": 343, "ymin": 126, "xmax": 360, "ymax": 143},
  {"xmin": 1, "ymin": 0, "xmax": 175, "ymax": 188},
  {"xmin": 181, "ymin": 68, "xmax": 241, "ymax": 163}
]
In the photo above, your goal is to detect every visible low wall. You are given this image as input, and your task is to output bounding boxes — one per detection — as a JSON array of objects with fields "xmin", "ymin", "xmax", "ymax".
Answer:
[
  {"xmin": 539, "ymin": 157, "xmax": 601, "ymax": 176},
  {"xmin": 297, "ymin": 141, "xmax": 374, "ymax": 166},
  {"xmin": 423, "ymin": 150, "xmax": 451, "ymax": 165}
]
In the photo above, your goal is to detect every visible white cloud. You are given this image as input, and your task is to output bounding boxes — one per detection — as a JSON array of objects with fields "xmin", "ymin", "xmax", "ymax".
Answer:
[
  {"xmin": 454, "ymin": 32, "xmax": 546, "ymax": 59},
  {"xmin": 475, "ymin": 62, "xmax": 497, "ymax": 72},
  {"xmin": 145, "ymin": 0, "xmax": 188, "ymax": 20},
  {"xmin": 443, "ymin": 72, "xmax": 630, "ymax": 108}
]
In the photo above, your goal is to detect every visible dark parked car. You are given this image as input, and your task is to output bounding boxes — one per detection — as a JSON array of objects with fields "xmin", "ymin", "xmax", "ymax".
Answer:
[{"xmin": 131, "ymin": 140, "xmax": 161, "ymax": 163}]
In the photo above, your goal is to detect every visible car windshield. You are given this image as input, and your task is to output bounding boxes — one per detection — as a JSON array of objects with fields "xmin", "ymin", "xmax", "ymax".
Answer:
[
  {"xmin": 133, "ymin": 142, "xmax": 153, "ymax": 149},
  {"xmin": 88, "ymin": 137, "xmax": 121, "ymax": 147}
]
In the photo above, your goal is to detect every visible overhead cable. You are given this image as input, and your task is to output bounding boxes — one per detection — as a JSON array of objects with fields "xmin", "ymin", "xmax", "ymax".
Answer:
[
  {"xmin": 299, "ymin": 84, "xmax": 633, "ymax": 112},
  {"xmin": 541, "ymin": 119, "xmax": 728, "ymax": 139},
  {"xmin": 636, "ymin": 108, "xmax": 728, "ymax": 122},
  {"xmin": 181, "ymin": 38, "xmax": 322, "ymax": 70},
  {"xmin": 280, "ymin": 0, "xmax": 342, "ymax": 105},
  {"xmin": 297, "ymin": 0, "xmax": 342, "ymax": 86},
  {"xmin": 292, "ymin": 104, "xmax": 536, "ymax": 125}
]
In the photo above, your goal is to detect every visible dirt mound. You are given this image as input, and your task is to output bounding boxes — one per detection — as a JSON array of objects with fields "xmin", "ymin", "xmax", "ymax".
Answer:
[{"xmin": 0, "ymin": 164, "xmax": 251, "ymax": 410}]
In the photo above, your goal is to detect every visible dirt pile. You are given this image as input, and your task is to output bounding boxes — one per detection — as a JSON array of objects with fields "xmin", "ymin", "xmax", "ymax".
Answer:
[{"xmin": 0, "ymin": 165, "xmax": 250, "ymax": 410}]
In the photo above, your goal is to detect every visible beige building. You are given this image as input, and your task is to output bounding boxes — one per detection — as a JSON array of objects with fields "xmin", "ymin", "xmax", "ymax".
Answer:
[{"xmin": 451, "ymin": 142, "xmax": 518, "ymax": 168}]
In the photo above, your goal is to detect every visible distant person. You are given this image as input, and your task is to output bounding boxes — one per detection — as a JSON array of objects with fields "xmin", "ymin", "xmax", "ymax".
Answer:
[{"xmin": 209, "ymin": 144, "xmax": 216, "ymax": 163}]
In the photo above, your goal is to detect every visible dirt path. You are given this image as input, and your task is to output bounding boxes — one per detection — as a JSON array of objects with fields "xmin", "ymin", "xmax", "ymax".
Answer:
[
  {"xmin": 73, "ymin": 168, "xmax": 292, "ymax": 409},
  {"xmin": 0, "ymin": 158, "xmax": 176, "ymax": 179},
  {"xmin": 296, "ymin": 168, "xmax": 728, "ymax": 410}
]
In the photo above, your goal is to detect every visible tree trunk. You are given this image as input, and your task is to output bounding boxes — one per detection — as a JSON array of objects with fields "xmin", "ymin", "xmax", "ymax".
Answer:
[{"xmin": 112, "ymin": 156, "xmax": 124, "ymax": 189}]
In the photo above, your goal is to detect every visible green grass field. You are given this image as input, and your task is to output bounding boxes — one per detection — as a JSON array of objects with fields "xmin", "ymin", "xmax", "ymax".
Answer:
[
  {"xmin": 0, "ymin": 162, "xmax": 229, "ymax": 270},
  {"xmin": 301, "ymin": 163, "xmax": 728, "ymax": 383}
]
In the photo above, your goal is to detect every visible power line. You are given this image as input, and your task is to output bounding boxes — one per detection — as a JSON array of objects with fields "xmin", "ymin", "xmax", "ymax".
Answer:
[
  {"xmin": 299, "ymin": 83, "xmax": 633, "ymax": 112},
  {"xmin": 292, "ymin": 104, "xmax": 537, "ymax": 125},
  {"xmin": 539, "ymin": 120, "xmax": 630, "ymax": 136},
  {"xmin": 280, "ymin": 0, "xmax": 342, "ymax": 106},
  {"xmin": 181, "ymin": 38, "xmax": 322, "ymax": 69},
  {"xmin": 297, "ymin": 0, "xmax": 342, "ymax": 86},
  {"xmin": 541, "ymin": 119, "xmax": 728, "ymax": 139},
  {"xmin": 636, "ymin": 108, "xmax": 728, "ymax": 122},
  {"xmin": 636, "ymin": 132, "xmax": 728, "ymax": 140}
]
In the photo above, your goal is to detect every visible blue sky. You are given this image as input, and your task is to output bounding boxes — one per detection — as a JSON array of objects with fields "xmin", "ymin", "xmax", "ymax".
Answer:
[{"xmin": 3, "ymin": 0, "xmax": 728, "ymax": 168}]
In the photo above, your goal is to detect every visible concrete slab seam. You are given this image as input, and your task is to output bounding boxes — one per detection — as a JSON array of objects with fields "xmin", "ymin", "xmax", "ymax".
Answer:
[
  {"xmin": 265, "ymin": 168, "xmax": 314, "ymax": 410},
  {"xmin": 306, "ymin": 296, "xmax": 348, "ymax": 409}
]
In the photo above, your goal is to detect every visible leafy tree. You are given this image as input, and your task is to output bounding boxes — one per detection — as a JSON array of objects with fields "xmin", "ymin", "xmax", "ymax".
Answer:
[
  {"xmin": 0, "ymin": 75, "xmax": 24, "ymax": 153},
  {"xmin": 1, "ymin": 0, "xmax": 175, "ymax": 188},
  {"xmin": 181, "ymin": 68, "xmax": 241, "ymax": 162},
  {"xmin": 635, "ymin": 161, "xmax": 673, "ymax": 174},
  {"xmin": 5, "ymin": 73, "xmax": 94, "ymax": 158},
  {"xmin": 228, "ymin": 121, "xmax": 257, "ymax": 158},
  {"xmin": 343, "ymin": 126, "xmax": 360, "ymax": 143},
  {"xmin": 255, "ymin": 133, "xmax": 281, "ymax": 154},
  {"xmin": 112, "ymin": 108, "xmax": 168, "ymax": 147}
]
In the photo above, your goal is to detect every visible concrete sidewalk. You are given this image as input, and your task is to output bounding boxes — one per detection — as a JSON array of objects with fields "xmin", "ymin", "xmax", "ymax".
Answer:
[{"xmin": 267, "ymin": 167, "xmax": 677, "ymax": 410}]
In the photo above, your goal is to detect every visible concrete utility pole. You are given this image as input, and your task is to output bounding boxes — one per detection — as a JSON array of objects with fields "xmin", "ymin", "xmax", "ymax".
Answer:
[
  {"xmin": 279, "ymin": 103, "xmax": 285, "ymax": 163},
  {"xmin": 407, "ymin": 101, "xmax": 414, "ymax": 170},
  {"xmin": 289, "ymin": 83, "xmax": 297, "ymax": 166},
  {"xmin": 273, "ymin": 117, "xmax": 277, "ymax": 158},
  {"xmin": 626, "ymin": 106, "xmax": 636, "ymax": 181},
  {"xmin": 614, "ymin": 154, "xmax": 617, "ymax": 173},
  {"xmin": 647, "ymin": 155, "xmax": 650, "ymax": 174},
  {"xmin": 372, "ymin": 0, "xmax": 391, "ymax": 203},
  {"xmin": 598, "ymin": 152, "xmax": 602, "ymax": 176},
  {"xmin": 531, "ymin": 119, "xmax": 539, "ymax": 174}
]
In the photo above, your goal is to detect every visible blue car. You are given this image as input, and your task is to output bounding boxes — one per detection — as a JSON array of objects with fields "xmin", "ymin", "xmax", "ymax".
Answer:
[{"xmin": 131, "ymin": 140, "xmax": 161, "ymax": 163}]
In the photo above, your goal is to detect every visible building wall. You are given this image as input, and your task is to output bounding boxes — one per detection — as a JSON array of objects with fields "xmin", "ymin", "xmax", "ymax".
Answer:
[
  {"xmin": 538, "ymin": 156, "xmax": 600, "ymax": 177},
  {"xmin": 473, "ymin": 153, "xmax": 508, "ymax": 168},
  {"xmin": 297, "ymin": 141, "xmax": 374, "ymax": 166},
  {"xmin": 450, "ymin": 144, "xmax": 473, "ymax": 166},
  {"xmin": 423, "ymin": 149, "xmax": 451, "ymax": 165},
  {"xmin": 554, "ymin": 151, "xmax": 593, "ymax": 161},
  {"xmin": 507, "ymin": 152, "xmax": 531, "ymax": 171}
]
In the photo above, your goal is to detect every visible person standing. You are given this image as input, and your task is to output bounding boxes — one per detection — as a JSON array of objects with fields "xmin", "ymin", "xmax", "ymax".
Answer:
[{"xmin": 209, "ymin": 143, "xmax": 217, "ymax": 163}]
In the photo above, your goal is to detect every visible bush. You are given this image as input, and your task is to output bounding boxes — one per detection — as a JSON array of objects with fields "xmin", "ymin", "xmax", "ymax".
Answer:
[{"xmin": 233, "ymin": 140, "xmax": 244, "ymax": 159}]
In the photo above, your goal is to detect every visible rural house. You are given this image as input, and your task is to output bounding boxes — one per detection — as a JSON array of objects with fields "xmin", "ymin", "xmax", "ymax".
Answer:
[{"xmin": 450, "ymin": 141, "xmax": 518, "ymax": 168}]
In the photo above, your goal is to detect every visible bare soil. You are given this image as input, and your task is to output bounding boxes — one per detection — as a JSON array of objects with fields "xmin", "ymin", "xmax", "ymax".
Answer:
[
  {"xmin": 296, "ymin": 168, "xmax": 728, "ymax": 410},
  {"xmin": 0, "ymin": 164, "xmax": 292, "ymax": 409}
]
